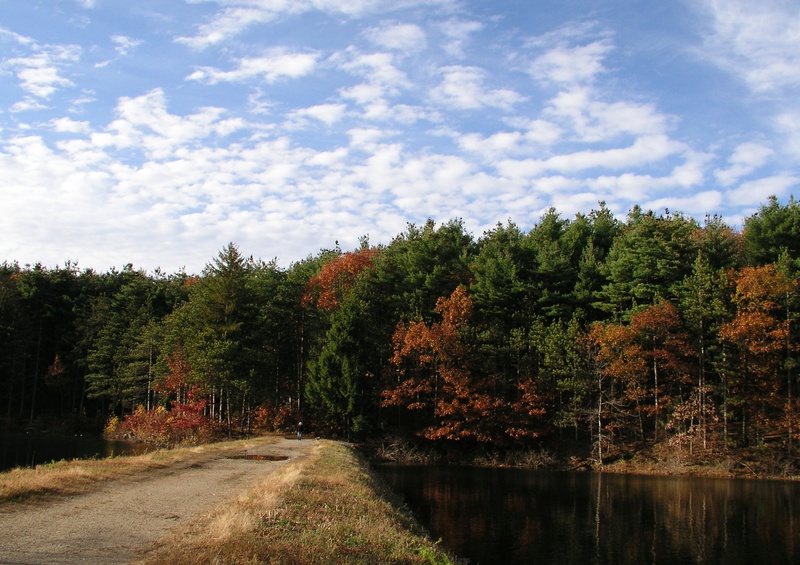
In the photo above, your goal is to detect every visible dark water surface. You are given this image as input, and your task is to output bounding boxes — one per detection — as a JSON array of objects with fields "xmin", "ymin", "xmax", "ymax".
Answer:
[
  {"xmin": 0, "ymin": 430, "xmax": 156, "ymax": 471},
  {"xmin": 377, "ymin": 465, "xmax": 800, "ymax": 565}
]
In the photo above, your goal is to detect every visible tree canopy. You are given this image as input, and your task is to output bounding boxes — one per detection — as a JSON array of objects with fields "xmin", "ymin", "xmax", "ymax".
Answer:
[{"xmin": 2, "ymin": 199, "xmax": 799, "ymax": 461}]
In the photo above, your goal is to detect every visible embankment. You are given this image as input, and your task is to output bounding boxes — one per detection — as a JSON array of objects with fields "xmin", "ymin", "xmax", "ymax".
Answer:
[{"xmin": 0, "ymin": 436, "xmax": 454, "ymax": 564}]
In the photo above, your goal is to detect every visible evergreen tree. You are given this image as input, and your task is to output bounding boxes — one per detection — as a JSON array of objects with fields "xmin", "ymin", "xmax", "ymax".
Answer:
[
  {"xmin": 599, "ymin": 208, "xmax": 698, "ymax": 319},
  {"xmin": 676, "ymin": 253, "xmax": 732, "ymax": 448},
  {"xmin": 743, "ymin": 195, "xmax": 800, "ymax": 267},
  {"xmin": 383, "ymin": 219, "xmax": 475, "ymax": 322},
  {"xmin": 306, "ymin": 291, "xmax": 376, "ymax": 438},
  {"xmin": 303, "ymin": 247, "xmax": 385, "ymax": 438},
  {"xmin": 528, "ymin": 208, "xmax": 577, "ymax": 321}
]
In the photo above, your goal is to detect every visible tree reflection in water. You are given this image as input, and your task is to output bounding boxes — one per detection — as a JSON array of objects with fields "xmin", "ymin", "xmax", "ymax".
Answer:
[{"xmin": 377, "ymin": 466, "xmax": 800, "ymax": 565}]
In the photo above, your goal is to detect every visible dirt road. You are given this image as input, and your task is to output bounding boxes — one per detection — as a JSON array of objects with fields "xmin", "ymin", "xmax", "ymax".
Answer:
[{"xmin": 0, "ymin": 437, "xmax": 315, "ymax": 565}]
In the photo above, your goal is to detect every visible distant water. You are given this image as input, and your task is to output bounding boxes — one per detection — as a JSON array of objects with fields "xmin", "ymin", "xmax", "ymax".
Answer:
[
  {"xmin": 377, "ymin": 465, "xmax": 800, "ymax": 565},
  {"xmin": 0, "ymin": 430, "xmax": 156, "ymax": 471}
]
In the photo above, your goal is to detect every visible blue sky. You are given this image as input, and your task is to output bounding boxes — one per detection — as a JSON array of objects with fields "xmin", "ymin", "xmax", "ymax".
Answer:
[{"xmin": 1, "ymin": 0, "xmax": 799, "ymax": 274}]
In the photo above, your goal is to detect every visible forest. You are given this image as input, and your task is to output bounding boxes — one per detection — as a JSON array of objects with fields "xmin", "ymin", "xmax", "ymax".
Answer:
[{"xmin": 2, "ymin": 196, "xmax": 799, "ymax": 465}]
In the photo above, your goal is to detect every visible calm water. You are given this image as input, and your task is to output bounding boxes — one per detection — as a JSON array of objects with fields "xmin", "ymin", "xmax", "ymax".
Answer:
[
  {"xmin": 377, "ymin": 465, "xmax": 800, "ymax": 565},
  {"xmin": 0, "ymin": 431, "xmax": 156, "ymax": 471}
]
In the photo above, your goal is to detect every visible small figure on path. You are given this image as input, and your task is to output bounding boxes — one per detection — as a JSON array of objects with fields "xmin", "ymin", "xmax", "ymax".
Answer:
[{"xmin": 297, "ymin": 421, "xmax": 303, "ymax": 440}]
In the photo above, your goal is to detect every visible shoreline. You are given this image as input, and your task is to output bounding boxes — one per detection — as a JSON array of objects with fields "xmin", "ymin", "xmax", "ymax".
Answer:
[
  {"xmin": 3, "ymin": 435, "xmax": 797, "ymax": 563},
  {"xmin": 362, "ymin": 437, "xmax": 800, "ymax": 482},
  {"xmin": 0, "ymin": 437, "xmax": 456, "ymax": 564}
]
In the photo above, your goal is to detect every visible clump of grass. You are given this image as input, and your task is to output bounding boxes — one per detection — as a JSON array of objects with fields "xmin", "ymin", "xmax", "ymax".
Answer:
[
  {"xmin": 373, "ymin": 437, "xmax": 441, "ymax": 465},
  {"xmin": 139, "ymin": 440, "xmax": 456, "ymax": 565},
  {"xmin": 503, "ymin": 448, "xmax": 557, "ymax": 469},
  {"xmin": 0, "ymin": 436, "xmax": 281, "ymax": 504}
]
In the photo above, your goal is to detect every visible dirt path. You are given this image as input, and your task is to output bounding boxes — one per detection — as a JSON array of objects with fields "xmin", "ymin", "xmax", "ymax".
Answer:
[{"xmin": 0, "ymin": 437, "xmax": 315, "ymax": 565}]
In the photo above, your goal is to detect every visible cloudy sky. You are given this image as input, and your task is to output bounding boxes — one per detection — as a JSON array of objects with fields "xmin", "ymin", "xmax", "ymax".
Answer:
[{"xmin": 1, "ymin": 0, "xmax": 799, "ymax": 274}]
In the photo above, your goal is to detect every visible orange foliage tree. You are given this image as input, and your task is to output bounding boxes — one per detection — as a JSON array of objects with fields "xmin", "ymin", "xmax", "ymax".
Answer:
[
  {"xmin": 629, "ymin": 301, "xmax": 696, "ymax": 440},
  {"xmin": 382, "ymin": 286, "xmax": 545, "ymax": 446},
  {"xmin": 588, "ymin": 301, "xmax": 695, "ymax": 447},
  {"xmin": 303, "ymin": 247, "xmax": 381, "ymax": 311},
  {"xmin": 719, "ymin": 264, "xmax": 795, "ymax": 443},
  {"xmin": 588, "ymin": 321, "xmax": 647, "ymax": 448}
]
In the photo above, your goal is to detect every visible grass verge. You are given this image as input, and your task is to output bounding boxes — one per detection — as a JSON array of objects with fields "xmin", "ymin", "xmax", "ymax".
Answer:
[
  {"xmin": 0, "ymin": 435, "xmax": 282, "ymax": 504},
  {"xmin": 137, "ymin": 440, "xmax": 456, "ymax": 565}
]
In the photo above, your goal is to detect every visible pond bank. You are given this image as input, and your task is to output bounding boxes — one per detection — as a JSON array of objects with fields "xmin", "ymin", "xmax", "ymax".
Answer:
[{"xmin": 364, "ymin": 436, "xmax": 800, "ymax": 481}]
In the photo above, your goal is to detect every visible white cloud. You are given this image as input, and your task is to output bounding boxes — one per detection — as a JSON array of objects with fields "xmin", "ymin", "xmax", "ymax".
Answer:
[
  {"xmin": 340, "ymin": 51, "xmax": 409, "ymax": 90},
  {"xmin": 498, "ymin": 134, "xmax": 685, "ymax": 178},
  {"xmin": 699, "ymin": 0, "xmax": 800, "ymax": 95},
  {"xmin": 671, "ymin": 150, "xmax": 712, "ymax": 187},
  {"xmin": 715, "ymin": 141, "xmax": 773, "ymax": 186},
  {"xmin": 366, "ymin": 22, "xmax": 426, "ymax": 52},
  {"xmin": 177, "ymin": 0, "xmax": 455, "ymax": 50},
  {"xmin": 544, "ymin": 87, "xmax": 670, "ymax": 143},
  {"xmin": 187, "ymin": 50, "xmax": 319, "ymax": 84},
  {"xmin": 727, "ymin": 174, "xmax": 799, "ymax": 206},
  {"xmin": 505, "ymin": 118, "xmax": 563, "ymax": 146},
  {"xmin": 430, "ymin": 65, "xmax": 525, "ymax": 110},
  {"xmin": 458, "ymin": 131, "xmax": 523, "ymax": 161},
  {"xmin": 346, "ymin": 127, "xmax": 398, "ymax": 149},
  {"xmin": 50, "ymin": 117, "xmax": 91, "ymax": 133},
  {"xmin": 695, "ymin": 1, "xmax": 800, "ymax": 164},
  {"xmin": 528, "ymin": 175, "xmax": 583, "ymax": 196},
  {"xmin": 306, "ymin": 147, "xmax": 348, "ymax": 167},
  {"xmin": 10, "ymin": 98, "xmax": 49, "ymax": 113},
  {"xmin": 176, "ymin": 6, "xmax": 286, "ymax": 50},
  {"xmin": 71, "ymin": 90, "xmax": 97, "ymax": 109},
  {"xmin": 246, "ymin": 88, "xmax": 275, "ymax": 115},
  {"xmin": 588, "ymin": 172, "xmax": 659, "ymax": 200},
  {"xmin": 776, "ymin": 111, "xmax": 800, "ymax": 159},
  {"xmin": 438, "ymin": 19, "xmax": 482, "ymax": 58},
  {"xmin": 340, "ymin": 83, "xmax": 386, "ymax": 105},
  {"xmin": 644, "ymin": 191, "xmax": 725, "ymax": 216},
  {"xmin": 112, "ymin": 35, "xmax": 143, "ymax": 56},
  {"xmin": 529, "ymin": 40, "xmax": 612, "ymax": 85},
  {"xmin": 583, "ymin": 149, "xmax": 708, "ymax": 203},
  {"xmin": 0, "ymin": 27, "xmax": 34, "ymax": 46},
  {"xmin": 359, "ymin": 101, "xmax": 435, "ymax": 124},
  {"xmin": 90, "ymin": 89, "xmax": 248, "ymax": 159},
  {"xmin": 4, "ymin": 3, "xmax": 798, "ymax": 273},
  {"xmin": 337, "ymin": 49, "xmax": 414, "ymax": 119},
  {"xmin": 288, "ymin": 103, "xmax": 347, "ymax": 125},
  {"xmin": 3, "ymin": 44, "xmax": 81, "ymax": 99}
]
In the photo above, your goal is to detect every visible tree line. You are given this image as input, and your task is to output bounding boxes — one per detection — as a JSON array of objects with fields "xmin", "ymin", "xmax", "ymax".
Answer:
[{"xmin": 2, "ymin": 197, "xmax": 799, "ymax": 459}]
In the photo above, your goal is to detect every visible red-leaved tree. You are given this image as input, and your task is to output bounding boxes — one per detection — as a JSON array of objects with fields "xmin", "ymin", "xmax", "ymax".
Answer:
[
  {"xmin": 382, "ymin": 286, "xmax": 545, "ymax": 446},
  {"xmin": 303, "ymin": 247, "xmax": 380, "ymax": 311}
]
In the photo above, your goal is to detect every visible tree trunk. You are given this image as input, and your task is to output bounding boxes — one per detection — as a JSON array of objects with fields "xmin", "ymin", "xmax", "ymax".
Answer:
[
  {"xmin": 597, "ymin": 373, "xmax": 604, "ymax": 465},
  {"xmin": 29, "ymin": 323, "xmax": 43, "ymax": 426}
]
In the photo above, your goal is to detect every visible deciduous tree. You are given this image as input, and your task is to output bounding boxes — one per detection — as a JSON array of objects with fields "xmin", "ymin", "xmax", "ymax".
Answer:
[
  {"xmin": 719, "ymin": 264, "xmax": 795, "ymax": 444},
  {"xmin": 383, "ymin": 286, "xmax": 545, "ymax": 446}
]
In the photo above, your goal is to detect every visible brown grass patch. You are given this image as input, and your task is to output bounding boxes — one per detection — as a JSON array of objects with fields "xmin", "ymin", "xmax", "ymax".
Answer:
[{"xmin": 137, "ymin": 440, "xmax": 455, "ymax": 565}]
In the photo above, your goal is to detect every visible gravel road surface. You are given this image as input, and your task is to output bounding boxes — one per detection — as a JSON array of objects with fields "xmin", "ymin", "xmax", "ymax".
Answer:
[{"xmin": 0, "ymin": 438, "xmax": 314, "ymax": 565}]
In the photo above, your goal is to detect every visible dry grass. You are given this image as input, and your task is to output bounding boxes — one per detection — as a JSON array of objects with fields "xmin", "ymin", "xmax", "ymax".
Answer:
[
  {"xmin": 0, "ymin": 435, "xmax": 282, "ymax": 504},
  {"xmin": 138, "ymin": 440, "xmax": 455, "ymax": 565}
]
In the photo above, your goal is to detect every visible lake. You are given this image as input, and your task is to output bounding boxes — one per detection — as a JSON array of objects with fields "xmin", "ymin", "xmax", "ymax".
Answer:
[
  {"xmin": 0, "ymin": 430, "xmax": 156, "ymax": 472},
  {"xmin": 377, "ymin": 465, "xmax": 800, "ymax": 565}
]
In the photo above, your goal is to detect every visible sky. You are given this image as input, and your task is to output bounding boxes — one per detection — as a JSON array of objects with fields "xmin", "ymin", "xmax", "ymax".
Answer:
[{"xmin": 1, "ymin": 0, "xmax": 799, "ymax": 274}]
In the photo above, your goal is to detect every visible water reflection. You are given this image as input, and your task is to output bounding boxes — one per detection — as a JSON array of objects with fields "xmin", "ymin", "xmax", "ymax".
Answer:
[
  {"xmin": 377, "ymin": 466, "xmax": 800, "ymax": 565},
  {"xmin": 0, "ymin": 431, "xmax": 156, "ymax": 471}
]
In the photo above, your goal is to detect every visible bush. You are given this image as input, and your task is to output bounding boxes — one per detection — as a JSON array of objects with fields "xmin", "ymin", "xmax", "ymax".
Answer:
[
  {"xmin": 105, "ymin": 405, "xmax": 216, "ymax": 446},
  {"xmin": 252, "ymin": 403, "xmax": 295, "ymax": 432}
]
